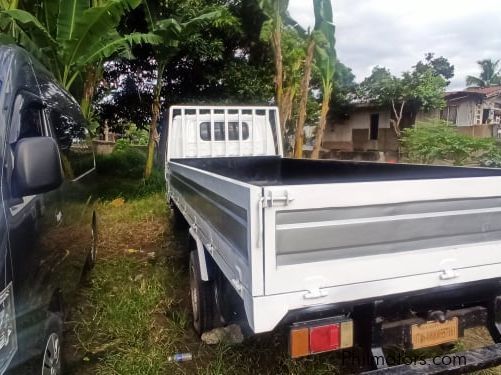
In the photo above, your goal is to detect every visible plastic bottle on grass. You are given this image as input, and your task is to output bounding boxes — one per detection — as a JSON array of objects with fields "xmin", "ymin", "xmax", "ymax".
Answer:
[{"xmin": 167, "ymin": 353, "xmax": 193, "ymax": 363}]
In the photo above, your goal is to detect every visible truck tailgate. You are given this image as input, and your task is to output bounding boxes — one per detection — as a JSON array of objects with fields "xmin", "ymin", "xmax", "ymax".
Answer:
[{"xmin": 263, "ymin": 176, "xmax": 501, "ymax": 295}]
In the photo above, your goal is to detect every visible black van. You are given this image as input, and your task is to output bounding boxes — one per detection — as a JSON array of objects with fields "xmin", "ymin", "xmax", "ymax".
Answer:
[{"xmin": 0, "ymin": 45, "xmax": 97, "ymax": 374}]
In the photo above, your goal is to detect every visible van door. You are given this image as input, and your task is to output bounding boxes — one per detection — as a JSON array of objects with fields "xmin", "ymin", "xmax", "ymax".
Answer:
[
  {"xmin": 0, "ymin": 190, "xmax": 17, "ymax": 374},
  {"xmin": 4, "ymin": 90, "xmax": 64, "ymax": 369}
]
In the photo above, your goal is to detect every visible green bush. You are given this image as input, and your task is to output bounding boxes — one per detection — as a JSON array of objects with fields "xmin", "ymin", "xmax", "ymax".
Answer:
[
  {"xmin": 480, "ymin": 141, "xmax": 501, "ymax": 167},
  {"xmin": 96, "ymin": 143, "xmax": 146, "ymax": 178},
  {"xmin": 124, "ymin": 124, "xmax": 149, "ymax": 145},
  {"xmin": 401, "ymin": 120, "xmax": 494, "ymax": 165}
]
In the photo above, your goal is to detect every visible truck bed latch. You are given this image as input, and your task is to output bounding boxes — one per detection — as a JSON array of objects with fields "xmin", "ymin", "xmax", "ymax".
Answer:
[
  {"xmin": 264, "ymin": 190, "xmax": 294, "ymax": 207},
  {"xmin": 439, "ymin": 259, "xmax": 459, "ymax": 280},
  {"xmin": 439, "ymin": 267, "xmax": 458, "ymax": 280},
  {"xmin": 303, "ymin": 288, "xmax": 328, "ymax": 300}
]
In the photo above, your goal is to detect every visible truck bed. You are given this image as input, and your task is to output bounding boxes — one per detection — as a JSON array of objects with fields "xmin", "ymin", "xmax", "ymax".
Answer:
[{"xmin": 174, "ymin": 156, "xmax": 501, "ymax": 186}]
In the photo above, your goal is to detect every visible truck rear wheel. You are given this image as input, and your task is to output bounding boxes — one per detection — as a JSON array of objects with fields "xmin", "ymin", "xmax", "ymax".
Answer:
[{"xmin": 189, "ymin": 250, "xmax": 217, "ymax": 335}]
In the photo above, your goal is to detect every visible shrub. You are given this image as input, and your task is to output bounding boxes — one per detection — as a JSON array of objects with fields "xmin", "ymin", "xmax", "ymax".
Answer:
[
  {"xmin": 480, "ymin": 141, "xmax": 501, "ymax": 167},
  {"xmin": 96, "ymin": 143, "xmax": 146, "ymax": 179},
  {"xmin": 401, "ymin": 120, "xmax": 494, "ymax": 165}
]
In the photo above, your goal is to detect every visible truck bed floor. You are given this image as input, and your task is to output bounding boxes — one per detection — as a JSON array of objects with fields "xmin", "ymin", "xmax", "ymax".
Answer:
[{"xmin": 172, "ymin": 157, "xmax": 501, "ymax": 186}]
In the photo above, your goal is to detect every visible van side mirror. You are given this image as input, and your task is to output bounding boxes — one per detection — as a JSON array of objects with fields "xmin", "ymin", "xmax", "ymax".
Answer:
[{"xmin": 12, "ymin": 137, "xmax": 64, "ymax": 198}]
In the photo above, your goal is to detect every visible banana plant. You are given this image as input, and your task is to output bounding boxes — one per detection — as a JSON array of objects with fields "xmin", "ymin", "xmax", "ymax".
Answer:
[
  {"xmin": 311, "ymin": 0, "xmax": 336, "ymax": 159},
  {"xmin": 0, "ymin": 0, "xmax": 161, "ymax": 120},
  {"xmin": 258, "ymin": 0, "xmax": 290, "ymax": 139},
  {"xmin": 293, "ymin": 31, "xmax": 315, "ymax": 158}
]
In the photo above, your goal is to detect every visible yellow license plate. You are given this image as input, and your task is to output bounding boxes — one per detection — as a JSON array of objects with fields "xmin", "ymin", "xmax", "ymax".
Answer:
[{"xmin": 411, "ymin": 317, "xmax": 459, "ymax": 349}]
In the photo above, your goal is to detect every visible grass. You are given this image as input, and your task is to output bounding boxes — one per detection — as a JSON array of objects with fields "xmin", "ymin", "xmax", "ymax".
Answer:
[
  {"xmin": 65, "ymin": 149, "xmax": 501, "ymax": 374},
  {"xmin": 65, "ymin": 170, "xmax": 356, "ymax": 374}
]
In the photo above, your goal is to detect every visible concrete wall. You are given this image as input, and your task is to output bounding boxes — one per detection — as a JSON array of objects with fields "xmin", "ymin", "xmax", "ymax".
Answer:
[
  {"xmin": 456, "ymin": 124, "xmax": 494, "ymax": 138},
  {"xmin": 323, "ymin": 108, "xmax": 397, "ymax": 151}
]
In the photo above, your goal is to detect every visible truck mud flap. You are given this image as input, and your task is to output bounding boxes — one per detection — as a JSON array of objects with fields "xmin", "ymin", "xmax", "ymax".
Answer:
[{"xmin": 362, "ymin": 343, "xmax": 501, "ymax": 374}]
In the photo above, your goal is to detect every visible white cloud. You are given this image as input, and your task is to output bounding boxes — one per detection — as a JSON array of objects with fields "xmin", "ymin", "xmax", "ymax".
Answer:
[{"xmin": 288, "ymin": 0, "xmax": 501, "ymax": 90}]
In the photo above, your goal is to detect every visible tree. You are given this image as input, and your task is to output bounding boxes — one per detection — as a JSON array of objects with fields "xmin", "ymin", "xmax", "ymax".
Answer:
[
  {"xmin": 293, "ymin": 24, "xmax": 316, "ymax": 158},
  {"xmin": 259, "ymin": 0, "xmax": 291, "ymax": 140},
  {"xmin": 415, "ymin": 52, "xmax": 454, "ymax": 84},
  {"xmin": 94, "ymin": 0, "xmax": 274, "ymax": 136},
  {"xmin": 262, "ymin": 24, "xmax": 306, "ymax": 152},
  {"xmin": 359, "ymin": 66, "xmax": 446, "ymax": 137},
  {"xmin": 95, "ymin": 60, "xmax": 155, "ymax": 132},
  {"xmin": 311, "ymin": 0, "xmax": 336, "ymax": 159},
  {"xmin": 466, "ymin": 59, "xmax": 501, "ymax": 87},
  {"xmin": 0, "ymin": 0, "xmax": 160, "ymax": 122},
  {"xmin": 142, "ymin": 0, "xmax": 238, "ymax": 177}
]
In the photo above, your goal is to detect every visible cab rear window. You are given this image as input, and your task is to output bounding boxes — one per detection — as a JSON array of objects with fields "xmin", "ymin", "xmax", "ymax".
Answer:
[{"xmin": 200, "ymin": 122, "xmax": 249, "ymax": 141}]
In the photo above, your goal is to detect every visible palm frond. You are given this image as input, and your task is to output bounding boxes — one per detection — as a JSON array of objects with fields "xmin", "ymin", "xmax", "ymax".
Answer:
[{"xmin": 466, "ymin": 75, "xmax": 486, "ymax": 87}]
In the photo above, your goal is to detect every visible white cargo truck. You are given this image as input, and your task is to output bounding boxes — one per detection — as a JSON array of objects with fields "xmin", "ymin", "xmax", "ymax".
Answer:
[{"xmin": 165, "ymin": 105, "xmax": 501, "ymax": 373}]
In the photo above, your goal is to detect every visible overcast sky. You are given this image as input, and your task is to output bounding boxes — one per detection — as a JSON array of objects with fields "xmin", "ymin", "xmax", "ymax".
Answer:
[{"xmin": 288, "ymin": 0, "xmax": 501, "ymax": 90}]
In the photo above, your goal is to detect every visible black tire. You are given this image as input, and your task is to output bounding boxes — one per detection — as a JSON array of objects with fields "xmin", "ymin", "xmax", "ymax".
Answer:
[
  {"xmin": 214, "ymin": 270, "xmax": 244, "ymax": 325},
  {"xmin": 83, "ymin": 213, "xmax": 98, "ymax": 273},
  {"xmin": 189, "ymin": 250, "xmax": 219, "ymax": 335},
  {"xmin": 41, "ymin": 312, "xmax": 63, "ymax": 375}
]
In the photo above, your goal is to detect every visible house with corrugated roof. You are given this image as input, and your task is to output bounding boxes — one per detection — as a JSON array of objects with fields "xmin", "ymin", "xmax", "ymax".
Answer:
[
  {"xmin": 441, "ymin": 86, "xmax": 501, "ymax": 137},
  {"xmin": 319, "ymin": 86, "xmax": 501, "ymax": 157}
]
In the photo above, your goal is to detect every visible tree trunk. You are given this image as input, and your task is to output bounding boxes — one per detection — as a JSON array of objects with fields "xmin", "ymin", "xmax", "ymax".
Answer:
[
  {"xmin": 311, "ymin": 93, "xmax": 331, "ymax": 159},
  {"xmin": 390, "ymin": 99, "xmax": 405, "ymax": 137},
  {"xmin": 294, "ymin": 38, "xmax": 315, "ymax": 158},
  {"xmin": 144, "ymin": 63, "xmax": 165, "ymax": 178},
  {"xmin": 80, "ymin": 65, "xmax": 101, "ymax": 123},
  {"xmin": 281, "ymin": 86, "xmax": 295, "ymax": 152},
  {"xmin": 271, "ymin": 23, "xmax": 286, "ymax": 141}
]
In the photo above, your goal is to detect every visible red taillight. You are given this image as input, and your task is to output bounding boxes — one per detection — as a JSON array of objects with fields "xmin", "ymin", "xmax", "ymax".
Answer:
[
  {"xmin": 310, "ymin": 324, "xmax": 340, "ymax": 353},
  {"xmin": 290, "ymin": 319, "xmax": 353, "ymax": 358}
]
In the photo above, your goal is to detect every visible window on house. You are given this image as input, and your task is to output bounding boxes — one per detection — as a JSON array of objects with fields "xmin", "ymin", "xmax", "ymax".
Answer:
[
  {"xmin": 482, "ymin": 109, "xmax": 490, "ymax": 124},
  {"xmin": 440, "ymin": 106, "xmax": 458, "ymax": 124},
  {"xmin": 369, "ymin": 113, "xmax": 379, "ymax": 140}
]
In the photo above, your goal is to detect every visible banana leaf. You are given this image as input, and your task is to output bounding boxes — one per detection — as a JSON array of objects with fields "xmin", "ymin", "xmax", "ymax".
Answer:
[{"xmin": 313, "ymin": 0, "xmax": 336, "ymax": 90}]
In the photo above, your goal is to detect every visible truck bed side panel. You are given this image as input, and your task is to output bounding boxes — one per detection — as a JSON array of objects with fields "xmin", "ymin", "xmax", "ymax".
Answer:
[
  {"xmin": 263, "ymin": 177, "xmax": 501, "ymax": 295},
  {"xmin": 276, "ymin": 197, "xmax": 501, "ymax": 265},
  {"xmin": 168, "ymin": 162, "xmax": 264, "ymax": 297}
]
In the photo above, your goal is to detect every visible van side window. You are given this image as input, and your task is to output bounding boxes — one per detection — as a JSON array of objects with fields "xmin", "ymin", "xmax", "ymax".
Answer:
[
  {"xmin": 9, "ymin": 94, "xmax": 45, "ymax": 144},
  {"xmin": 49, "ymin": 109, "xmax": 94, "ymax": 179}
]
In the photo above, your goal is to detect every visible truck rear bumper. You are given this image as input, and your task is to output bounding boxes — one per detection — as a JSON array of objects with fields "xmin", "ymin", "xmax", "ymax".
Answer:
[
  {"xmin": 255, "ymin": 278, "xmax": 501, "ymax": 372},
  {"xmin": 251, "ymin": 266, "xmax": 501, "ymax": 334}
]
